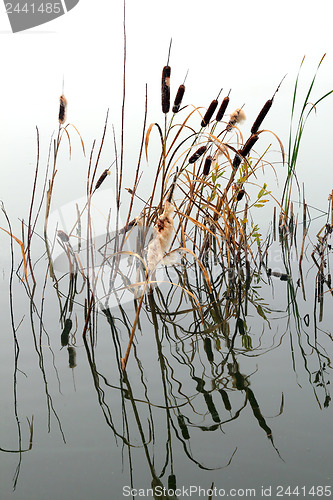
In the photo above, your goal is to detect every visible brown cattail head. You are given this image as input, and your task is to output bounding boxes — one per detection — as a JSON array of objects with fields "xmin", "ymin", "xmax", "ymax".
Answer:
[
  {"xmin": 251, "ymin": 100, "xmax": 272, "ymax": 134},
  {"xmin": 216, "ymin": 96, "xmax": 230, "ymax": 122},
  {"xmin": 188, "ymin": 145, "xmax": 207, "ymax": 164},
  {"xmin": 201, "ymin": 99, "xmax": 218, "ymax": 127},
  {"xmin": 203, "ymin": 156, "xmax": 212, "ymax": 176},
  {"xmin": 237, "ymin": 189, "xmax": 245, "ymax": 201},
  {"xmin": 240, "ymin": 133, "xmax": 259, "ymax": 157},
  {"xmin": 95, "ymin": 169, "xmax": 110, "ymax": 190},
  {"xmin": 162, "ymin": 66, "xmax": 171, "ymax": 114},
  {"xmin": 232, "ymin": 133, "xmax": 259, "ymax": 169},
  {"xmin": 232, "ymin": 155, "xmax": 242, "ymax": 169},
  {"xmin": 172, "ymin": 84, "xmax": 185, "ymax": 113},
  {"xmin": 58, "ymin": 94, "xmax": 67, "ymax": 124}
]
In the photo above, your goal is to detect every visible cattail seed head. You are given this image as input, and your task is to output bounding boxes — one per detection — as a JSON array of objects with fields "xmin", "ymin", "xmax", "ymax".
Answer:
[
  {"xmin": 58, "ymin": 94, "xmax": 67, "ymax": 124},
  {"xmin": 203, "ymin": 156, "xmax": 212, "ymax": 176},
  {"xmin": 219, "ymin": 389, "xmax": 232, "ymax": 411},
  {"xmin": 232, "ymin": 133, "xmax": 259, "ymax": 169},
  {"xmin": 216, "ymin": 96, "xmax": 230, "ymax": 122},
  {"xmin": 251, "ymin": 99, "xmax": 272, "ymax": 134},
  {"xmin": 188, "ymin": 145, "xmax": 207, "ymax": 164},
  {"xmin": 95, "ymin": 169, "xmax": 110, "ymax": 190},
  {"xmin": 57, "ymin": 229, "xmax": 70, "ymax": 243},
  {"xmin": 237, "ymin": 189, "xmax": 245, "ymax": 201},
  {"xmin": 61, "ymin": 318, "xmax": 72, "ymax": 347},
  {"xmin": 201, "ymin": 99, "xmax": 218, "ymax": 127},
  {"xmin": 227, "ymin": 108, "xmax": 246, "ymax": 131},
  {"xmin": 232, "ymin": 155, "xmax": 242, "ymax": 169},
  {"xmin": 240, "ymin": 133, "xmax": 259, "ymax": 157},
  {"xmin": 67, "ymin": 346, "xmax": 77, "ymax": 368},
  {"xmin": 168, "ymin": 475, "xmax": 177, "ymax": 491},
  {"xmin": 161, "ymin": 66, "xmax": 171, "ymax": 114},
  {"xmin": 172, "ymin": 84, "xmax": 185, "ymax": 113}
]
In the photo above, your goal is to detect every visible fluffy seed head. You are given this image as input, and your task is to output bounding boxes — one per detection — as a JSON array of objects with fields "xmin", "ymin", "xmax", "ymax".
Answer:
[{"xmin": 226, "ymin": 108, "xmax": 246, "ymax": 131}]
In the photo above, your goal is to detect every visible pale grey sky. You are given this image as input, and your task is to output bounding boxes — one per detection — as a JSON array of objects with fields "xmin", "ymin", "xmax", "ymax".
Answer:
[{"xmin": 0, "ymin": 0, "xmax": 332, "ymax": 220}]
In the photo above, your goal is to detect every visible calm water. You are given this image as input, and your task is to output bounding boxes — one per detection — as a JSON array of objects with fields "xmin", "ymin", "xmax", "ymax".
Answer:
[{"xmin": 1, "ymin": 227, "xmax": 332, "ymax": 499}]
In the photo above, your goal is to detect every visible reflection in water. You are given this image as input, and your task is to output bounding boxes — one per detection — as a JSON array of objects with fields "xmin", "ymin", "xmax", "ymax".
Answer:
[{"xmin": 2, "ymin": 221, "xmax": 332, "ymax": 495}]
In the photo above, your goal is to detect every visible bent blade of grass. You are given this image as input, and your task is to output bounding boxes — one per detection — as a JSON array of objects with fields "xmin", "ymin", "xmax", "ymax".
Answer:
[
  {"xmin": 166, "ymin": 106, "xmax": 203, "ymax": 158},
  {"xmin": 145, "ymin": 122, "xmax": 164, "ymax": 161},
  {"xmin": 0, "ymin": 227, "xmax": 29, "ymax": 286},
  {"xmin": 256, "ymin": 129, "xmax": 285, "ymax": 166},
  {"xmin": 66, "ymin": 123, "xmax": 86, "ymax": 156}
]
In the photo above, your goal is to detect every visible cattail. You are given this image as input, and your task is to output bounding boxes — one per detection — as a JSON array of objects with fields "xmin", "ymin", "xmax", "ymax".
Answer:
[
  {"xmin": 201, "ymin": 99, "xmax": 219, "ymax": 127},
  {"xmin": 94, "ymin": 169, "xmax": 110, "ymax": 190},
  {"xmin": 147, "ymin": 201, "xmax": 174, "ymax": 272},
  {"xmin": 232, "ymin": 155, "xmax": 241, "ymax": 169},
  {"xmin": 161, "ymin": 65, "xmax": 171, "ymax": 114},
  {"xmin": 237, "ymin": 189, "xmax": 245, "ymax": 201},
  {"xmin": 57, "ymin": 230, "xmax": 70, "ymax": 243},
  {"xmin": 251, "ymin": 100, "xmax": 272, "ymax": 134},
  {"xmin": 58, "ymin": 94, "xmax": 67, "ymax": 124},
  {"xmin": 216, "ymin": 96, "xmax": 230, "ymax": 122},
  {"xmin": 226, "ymin": 108, "xmax": 246, "ymax": 131},
  {"xmin": 203, "ymin": 393, "xmax": 220, "ymax": 423},
  {"xmin": 172, "ymin": 84, "xmax": 185, "ymax": 113},
  {"xmin": 202, "ymin": 155, "xmax": 212, "ymax": 176},
  {"xmin": 241, "ymin": 133, "xmax": 259, "ymax": 157},
  {"xmin": 188, "ymin": 145, "xmax": 207, "ymax": 164},
  {"xmin": 203, "ymin": 337, "xmax": 214, "ymax": 362},
  {"xmin": 67, "ymin": 346, "xmax": 77, "ymax": 368},
  {"xmin": 218, "ymin": 389, "xmax": 232, "ymax": 411},
  {"xmin": 250, "ymin": 76, "xmax": 285, "ymax": 134},
  {"xmin": 193, "ymin": 376, "xmax": 205, "ymax": 392},
  {"xmin": 61, "ymin": 318, "xmax": 72, "ymax": 347},
  {"xmin": 232, "ymin": 133, "xmax": 259, "ymax": 169},
  {"xmin": 168, "ymin": 475, "xmax": 177, "ymax": 491},
  {"xmin": 177, "ymin": 414, "xmax": 190, "ymax": 440}
]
